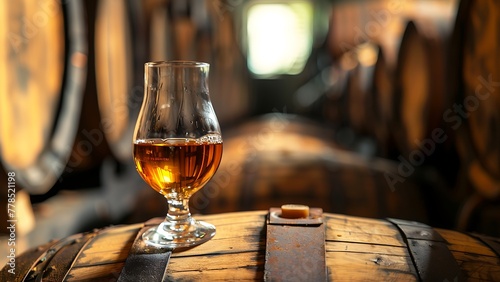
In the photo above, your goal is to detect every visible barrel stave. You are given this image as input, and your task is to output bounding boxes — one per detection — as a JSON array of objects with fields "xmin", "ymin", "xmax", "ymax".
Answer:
[
  {"xmin": 452, "ymin": 253, "xmax": 500, "ymax": 281},
  {"xmin": 70, "ymin": 225, "xmax": 140, "ymax": 268},
  {"xmin": 168, "ymin": 253, "xmax": 265, "ymax": 281},
  {"xmin": 161, "ymin": 212, "xmax": 267, "ymax": 280},
  {"xmin": 65, "ymin": 225, "xmax": 140, "ymax": 281},
  {"xmin": 325, "ymin": 214, "xmax": 418, "ymax": 280},
  {"xmin": 437, "ymin": 229, "xmax": 500, "ymax": 281},
  {"xmin": 5, "ymin": 211, "xmax": 500, "ymax": 281},
  {"xmin": 66, "ymin": 263, "xmax": 123, "ymax": 281},
  {"xmin": 325, "ymin": 215, "xmax": 406, "ymax": 247},
  {"xmin": 438, "ymin": 229, "xmax": 498, "ymax": 257},
  {"xmin": 327, "ymin": 252, "xmax": 417, "ymax": 281}
]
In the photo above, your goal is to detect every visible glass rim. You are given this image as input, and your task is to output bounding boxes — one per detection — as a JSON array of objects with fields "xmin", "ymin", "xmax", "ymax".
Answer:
[{"xmin": 145, "ymin": 61, "xmax": 209, "ymax": 68}]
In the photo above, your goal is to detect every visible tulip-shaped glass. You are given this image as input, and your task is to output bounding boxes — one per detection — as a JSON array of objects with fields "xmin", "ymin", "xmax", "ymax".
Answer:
[{"xmin": 133, "ymin": 61, "xmax": 223, "ymax": 248}]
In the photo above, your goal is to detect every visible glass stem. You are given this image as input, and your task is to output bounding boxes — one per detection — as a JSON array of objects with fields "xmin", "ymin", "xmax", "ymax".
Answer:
[{"xmin": 164, "ymin": 199, "xmax": 193, "ymax": 232}]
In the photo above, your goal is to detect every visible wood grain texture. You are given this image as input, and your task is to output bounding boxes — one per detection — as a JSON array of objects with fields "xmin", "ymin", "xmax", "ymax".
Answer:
[{"xmin": 5, "ymin": 211, "xmax": 500, "ymax": 281}]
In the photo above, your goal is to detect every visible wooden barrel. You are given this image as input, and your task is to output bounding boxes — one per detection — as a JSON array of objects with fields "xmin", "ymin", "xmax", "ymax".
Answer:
[
  {"xmin": 326, "ymin": 0, "xmax": 454, "ymax": 59},
  {"xmin": 371, "ymin": 43, "xmax": 399, "ymax": 158},
  {"xmin": 61, "ymin": 0, "xmax": 148, "ymax": 176},
  {"xmin": 94, "ymin": 0, "xmax": 147, "ymax": 162},
  {"xmin": 393, "ymin": 16, "xmax": 456, "ymax": 157},
  {"xmin": 450, "ymin": 0, "xmax": 500, "ymax": 200},
  {"xmin": 297, "ymin": 61, "xmax": 351, "ymax": 129},
  {"xmin": 327, "ymin": 1, "xmax": 403, "ymax": 59},
  {"xmin": 143, "ymin": 0, "xmax": 251, "ymax": 127},
  {"xmin": 3, "ymin": 211, "xmax": 500, "ymax": 281},
  {"xmin": 183, "ymin": 114, "xmax": 429, "ymax": 223},
  {"xmin": 346, "ymin": 43, "xmax": 378, "ymax": 136},
  {"xmin": 369, "ymin": 13, "xmax": 407, "ymax": 159},
  {"xmin": 322, "ymin": 63, "xmax": 351, "ymax": 129},
  {"xmin": 0, "ymin": 0, "xmax": 87, "ymax": 194},
  {"xmin": 344, "ymin": 41, "xmax": 400, "ymax": 151},
  {"xmin": 447, "ymin": 0, "xmax": 500, "ymax": 232},
  {"xmin": 327, "ymin": 0, "xmax": 460, "ymax": 159},
  {"xmin": 0, "ymin": 0, "xmax": 150, "ymax": 194}
]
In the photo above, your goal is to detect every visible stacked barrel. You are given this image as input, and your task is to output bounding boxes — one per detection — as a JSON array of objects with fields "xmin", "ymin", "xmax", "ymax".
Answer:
[
  {"xmin": 1, "ymin": 0, "xmax": 499, "ymax": 247},
  {"xmin": 450, "ymin": 0, "xmax": 500, "ymax": 232},
  {"xmin": 319, "ymin": 0, "xmax": 500, "ymax": 233},
  {"xmin": 0, "ymin": 0, "xmax": 250, "ymax": 195},
  {"xmin": 0, "ymin": 0, "xmax": 255, "ymax": 264}
]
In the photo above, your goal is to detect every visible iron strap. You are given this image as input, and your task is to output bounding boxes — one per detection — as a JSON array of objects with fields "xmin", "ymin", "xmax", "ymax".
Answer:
[
  {"xmin": 118, "ymin": 225, "xmax": 173, "ymax": 282},
  {"xmin": 387, "ymin": 218, "xmax": 465, "ymax": 282},
  {"xmin": 20, "ymin": 232, "xmax": 95, "ymax": 282},
  {"xmin": 264, "ymin": 207, "xmax": 327, "ymax": 282}
]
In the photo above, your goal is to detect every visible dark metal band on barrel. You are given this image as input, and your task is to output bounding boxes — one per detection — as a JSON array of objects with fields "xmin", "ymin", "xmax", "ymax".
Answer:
[
  {"xmin": 118, "ymin": 219, "xmax": 172, "ymax": 282},
  {"xmin": 386, "ymin": 218, "xmax": 465, "ymax": 282},
  {"xmin": 264, "ymin": 207, "xmax": 327, "ymax": 282},
  {"xmin": 14, "ymin": 232, "xmax": 96, "ymax": 281}
]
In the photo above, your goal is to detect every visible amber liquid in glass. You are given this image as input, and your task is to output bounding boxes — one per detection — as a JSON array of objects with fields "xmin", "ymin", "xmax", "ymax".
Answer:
[{"xmin": 134, "ymin": 138, "xmax": 223, "ymax": 199}]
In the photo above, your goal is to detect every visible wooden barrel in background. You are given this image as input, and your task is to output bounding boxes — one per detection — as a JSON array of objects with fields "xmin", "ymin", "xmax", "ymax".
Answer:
[
  {"xmin": 143, "ymin": 0, "xmax": 251, "ymax": 127},
  {"xmin": 345, "ymin": 43, "xmax": 378, "ymax": 136},
  {"xmin": 0, "ymin": 0, "xmax": 88, "ymax": 194},
  {"xmin": 0, "ymin": 0, "xmax": 150, "ymax": 259},
  {"xmin": 371, "ymin": 43, "xmax": 399, "ymax": 158},
  {"xmin": 311, "ymin": 39, "xmax": 399, "ymax": 157},
  {"xmin": 393, "ymin": 16, "xmax": 456, "ymax": 158},
  {"xmin": 368, "ymin": 8, "xmax": 407, "ymax": 159},
  {"xmin": 294, "ymin": 44, "xmax": 376, "ymax": 149},
  {"xmin": 208, "ymin": 4, "xmax": 252, "ymax": 127},
  {"xmin": 327, "ymin": 1, "xmax": 403, "ymax": 59},
  {"xmin": 449, "ymin": 0, "xmax": 500, "ymax": 233},
  {"xmin": 94, "ymin": 0, "xmax": 147, "ymax": 163},
  {"xmin": 294, "ymin": 61, "xmax": 351, "ymax": 130},
  {"xmin": 3, "ymin": 211, "xmax": 500, "ymax": 281},
  {"xmin": 0, "ymin": 0, "xmax": 150, "ymax": 194},
  {"xmin": 324, "ymin": 0, "xmax": 460, "ymax": 159},
  {"xmin": 184, "ymin": 114, "xmax": 429, "ymax": 223},
  {"xmin": 454, "ymin": 0, "xmax": 500, "ymax": 198},
  {"xmin": 321, "ymin": 63, "xmax": 351, "ymax": 129},
  {"xmin": 61, "ymin": 0, "xmax": 149, "ymax": 179}
]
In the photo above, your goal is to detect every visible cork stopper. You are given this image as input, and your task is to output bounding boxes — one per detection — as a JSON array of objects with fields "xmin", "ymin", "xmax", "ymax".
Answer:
[{"xmin": 280, "ymin": 204, "xmax": 310, "ymax": 219}]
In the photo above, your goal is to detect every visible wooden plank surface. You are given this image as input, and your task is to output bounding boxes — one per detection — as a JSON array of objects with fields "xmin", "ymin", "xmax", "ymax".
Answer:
[
  {"xmin": 325, "ymin": 215, "xmax": 406, "ymax": 247},
  {"xmin": 437, "ymin": 228, "xmax": 500, "ymax": 281},
  {"xmin": 326, "ymin": 252, "xmax": 418, "ymax": 281},
  {"xmin": 25, "ymin": 211, "xmax": 500, "ymax": 281},
  {"xmin": 66, "ymin": 263, "xmax": 123, "ymax": 281},
  {"xmin": 71, "ymin": 224, "xmax": 141, "ymax": 267},
  {"xmin": 437, "ymin": 228, "xmax": 498, "ymax": 257}
]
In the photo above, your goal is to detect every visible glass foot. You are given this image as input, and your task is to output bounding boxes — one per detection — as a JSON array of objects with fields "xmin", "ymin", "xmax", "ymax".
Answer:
[{"xmin": 142, "ymin": 220, "xmax": 216, "ymax": 248}]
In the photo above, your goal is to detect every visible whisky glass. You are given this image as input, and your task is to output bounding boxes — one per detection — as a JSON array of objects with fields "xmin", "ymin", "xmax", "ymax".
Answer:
[{"xmin": 133, "ymin": 61, "xmax": 223, "ymax": 248}]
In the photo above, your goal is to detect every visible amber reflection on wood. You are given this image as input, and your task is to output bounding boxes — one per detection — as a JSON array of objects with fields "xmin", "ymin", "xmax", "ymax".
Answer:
[
  {"xmin": 0, "ymin": 0, "xmax": 64, "ymax": 168},
  {"xmin": 6, "ymin": 211, "xmax": 499, "ymax": 281},
  {"xmin": 95, "ymin": 0, "xmax": 132, "ymax": 146}
]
